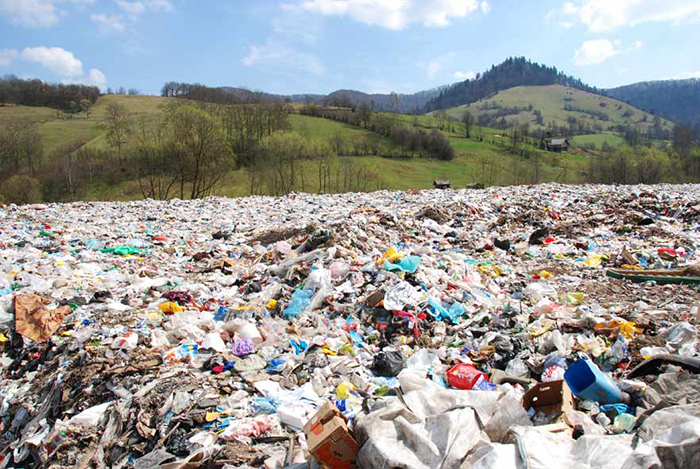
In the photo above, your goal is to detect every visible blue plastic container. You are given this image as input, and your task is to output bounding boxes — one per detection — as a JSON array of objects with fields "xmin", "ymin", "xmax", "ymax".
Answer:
[{"xmin": 564, "ymin": 358, "xmax": 624, "ymax": 405}]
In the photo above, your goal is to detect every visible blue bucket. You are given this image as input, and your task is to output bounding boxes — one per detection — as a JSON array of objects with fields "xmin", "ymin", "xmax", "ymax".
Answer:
[{"xmin": 564, "ymin": 359, "xmax": 623, "ymax": 405}]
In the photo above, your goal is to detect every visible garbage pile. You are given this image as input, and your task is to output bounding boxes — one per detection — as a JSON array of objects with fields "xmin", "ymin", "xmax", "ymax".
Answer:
[{"xmin": 1, "ymin": 183, "xmax": 700, "ymax": 469}]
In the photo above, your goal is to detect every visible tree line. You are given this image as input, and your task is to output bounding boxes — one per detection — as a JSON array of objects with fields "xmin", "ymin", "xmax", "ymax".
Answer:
[
  {"xmin": 0, "ymin": 92, "xmax": 385, "ymax": 204},
  {"xmin": 161, "ymin": 81, "xmax": 282, "ymax": 105},
  {"xmin": 0, "ymin": 75, "xmax": 100, "ymax": 111},
  {"xmin": 299, "ymin": 103, "xmax": 454, "ymax": 160}
]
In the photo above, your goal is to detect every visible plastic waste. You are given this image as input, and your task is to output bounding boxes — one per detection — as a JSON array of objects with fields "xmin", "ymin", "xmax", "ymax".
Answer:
[
  {"xmin": 283, "ymin": 289, "xmax": 313, "ymax": 318},
  {"xmin": 524, "ymin": 283, "xmax": 558, "ymax": 302},
  {"xmin": 446, "ymin": 363, "xmax": 489, "ymax": 390},
  {"xmin": 232, "ymin": 338, "xmax": 255, "ymax": 356},
  {"xmin": 372, "ymin": 351, "xmax": 406, "ymax": 377},
  {"xmin": 112, "ymin": 332, "xmax": 139, "ymax": 349},
  {"xmin": 564, "ymin": 359, "xmax": 624, "ymax": 405},
  {"xmin": 613, "ymin": 413, "xmax": 636, "ymax": 433},
  {"xmin": 384, "ymin": 256, "xmax": 421, "ymax": 273},
  {"xmin": 67, "ymin": 402, "xmax": 111, "ymax": 428}
]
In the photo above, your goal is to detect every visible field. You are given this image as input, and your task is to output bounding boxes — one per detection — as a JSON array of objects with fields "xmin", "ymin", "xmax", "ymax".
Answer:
[
  {"xmin": 571, "ymin": 133, "xmax": 626, "ymax": 149},
  {"xmin": 438, "ymin": 85, "xmax": 674, "ymax": 134},
  {"xmin": 1, "ymin": 94, "xmax": 616, "ymax": 200}
]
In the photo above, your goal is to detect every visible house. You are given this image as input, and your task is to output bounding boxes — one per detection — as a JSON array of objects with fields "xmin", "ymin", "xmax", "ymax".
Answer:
[
  {"xmin": 433, "ymin": 180, "xmax": 451, "ymax": 189},
  {"xmin": 547, "ymin": 139, "xmax": 570, "ymax": 153}
]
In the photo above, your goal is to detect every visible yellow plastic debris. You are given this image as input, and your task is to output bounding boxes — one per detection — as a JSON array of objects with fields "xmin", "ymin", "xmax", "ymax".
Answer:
[
  {"xmin": 267, "ymin": 299, "xmax": 278, "ymax": 310},
  {"xmin": 479, "ymin": 264, "xmax": 505, "ymax": 278},
  {"xmin": 336, "ymin": 381, "xmax": 356, "ymax": 399},
  {"xmin": 594, "ymin": 319, "xmax": 643, "ymax": 339},
  {"xmin": 529, "ymin": 319, "xmax": 554, "ymax": 338},
  {"xmin": 205, "ymin": 409, "xmax": 231, "ymax": 422},
  {"xmin": 583, "ymin": 255, "xmax": 603, "ymax": 268},
  {"xmin": 0, "ymin": 333, "xmax": 7, "ymax": 343},
  {"xmin": 538, "ymin": 270, "xmax": 554, "ymax": 279},
  {"xmin": 158, "ymin": 302, "xmax": 183, "ymax": 314},
  {"xmin": 377, "ymin": 247, "xmax": 404, "ymax": 265}
]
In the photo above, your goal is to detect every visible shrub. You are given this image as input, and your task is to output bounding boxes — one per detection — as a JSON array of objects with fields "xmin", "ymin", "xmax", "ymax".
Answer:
[{"xmin": 0, "ymin": 175, "xmax": 43, "ymax": 205}]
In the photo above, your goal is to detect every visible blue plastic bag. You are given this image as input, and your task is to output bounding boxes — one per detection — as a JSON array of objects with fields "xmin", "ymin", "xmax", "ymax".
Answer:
[{"xmin": 283, "ymin": 289, "xmax": 313, "ymax": 318}]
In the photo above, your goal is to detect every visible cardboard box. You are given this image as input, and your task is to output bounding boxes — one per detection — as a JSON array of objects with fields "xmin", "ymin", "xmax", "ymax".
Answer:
[
  {"xmin": 522, "ymin": 380, "xmax": 575, "ymax": 424},
  {"xmin": 303, "ymin": 402, "xmax": 358, "ymax": 469}
]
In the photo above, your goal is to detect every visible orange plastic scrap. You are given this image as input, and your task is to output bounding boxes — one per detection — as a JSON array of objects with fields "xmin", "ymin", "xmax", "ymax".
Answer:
[
  {"xmin": 594, "ymin": 319, "xmax": 643, "ymax": 339},
  {"xmin": 14, "ymin": 294, "xmax": 71, "ymax": 342}
]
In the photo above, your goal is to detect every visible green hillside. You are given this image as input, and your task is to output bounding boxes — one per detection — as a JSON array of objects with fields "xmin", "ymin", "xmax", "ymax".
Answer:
[
  {"xmin": 0, "ymin": 93, "xmax": 606, "ymax": 202},
  {"xmin": 437, "ymin": 85, "xmax": 673, "ymax": 135}
]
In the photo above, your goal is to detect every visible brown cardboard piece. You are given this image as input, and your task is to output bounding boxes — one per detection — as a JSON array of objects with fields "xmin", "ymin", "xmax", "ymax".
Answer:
[
  {"xmin": 303, "ymin": 402, "xmax": 358, "ymax": 469},
  {"xmin": 14, "ymin": 294, "xmax": 71, "ymax": 342},
  {"xmin": 522, "ymin": 380, "xmax": 575, "ymax": 426}
]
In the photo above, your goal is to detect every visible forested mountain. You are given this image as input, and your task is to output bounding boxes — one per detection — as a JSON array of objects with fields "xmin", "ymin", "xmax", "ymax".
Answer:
[
  {"xmin": 606, "ymin": 79, "xmax": 700, "ymax": 125},
  {"xmin": 423, "ymin": 57, "xmax": 600, "ymax": 112}
]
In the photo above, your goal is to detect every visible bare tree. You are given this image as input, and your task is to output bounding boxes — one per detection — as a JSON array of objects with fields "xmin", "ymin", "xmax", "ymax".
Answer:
[
  {"xmin": 0, "ymin": 119, "xmax": 43, "ymax": 176},
  {"xmin": 169, "ymin": 105, "xmax": 234, "ymax": 199},
  {"xmin": 104, "ymin": 102, "xmax": 131, "ymax": 166},
  {"xmin": 462, "ymin": 111, "xmax": 474, "ymax": 138}
]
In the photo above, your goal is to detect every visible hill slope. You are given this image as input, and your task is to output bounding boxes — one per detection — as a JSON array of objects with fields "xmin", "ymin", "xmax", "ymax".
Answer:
[
  {"xmin": 423, "ymin": 57, "xmax": 599, "ymax": 112},
  {"xmin": 606, "ymin": 79, "xmax": 700, "ymax": 125},
  {"xmin": 437, "ymin": 85, "xmax": 672, "ymax": 135},
  {"xmin": 0, "ymin": 94, "xmax": 592, "ymax": 201}
]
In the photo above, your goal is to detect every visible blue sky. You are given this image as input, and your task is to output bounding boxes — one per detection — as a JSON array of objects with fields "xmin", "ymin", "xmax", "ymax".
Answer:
[{"xmin": 1, "ymin": 0, "xmax": 700, "ymax": 96}]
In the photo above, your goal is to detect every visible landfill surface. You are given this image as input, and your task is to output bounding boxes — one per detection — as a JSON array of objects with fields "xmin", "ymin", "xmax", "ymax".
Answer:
[{"xmin": 1, "ymin": 183, "xmax": 700, "ymax": 469}]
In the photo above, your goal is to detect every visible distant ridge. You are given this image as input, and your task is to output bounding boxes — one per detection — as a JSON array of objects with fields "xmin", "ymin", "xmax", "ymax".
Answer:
[{"xmin": 606, "ymin": 79, "xmax": 700, "ymax": 124}]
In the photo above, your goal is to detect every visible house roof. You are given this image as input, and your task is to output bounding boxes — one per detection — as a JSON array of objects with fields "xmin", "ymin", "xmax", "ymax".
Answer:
[
  {"xmin": 550, "ymin": 139, "xmax": 569, "ymax": 146},
  {"xmin": 434, "ymin": 180, "xmax": 451, "ymax": 185}
]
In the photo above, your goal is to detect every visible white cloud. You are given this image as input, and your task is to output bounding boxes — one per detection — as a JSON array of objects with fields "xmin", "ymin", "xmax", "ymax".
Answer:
[
  {"xmin": 116, "ymin": 0, "xmax": 173, "ymax": 19},
  {"xmin": 423, "ymin": 53, "xmax": 477, "ymax": 81},
  {"xmin": 454, "ymin": 70, "xmax": 476, "ymax": 80},
  {"xmin": 116, "ymin": 0, "xmax": 145, "ymax": 18},
  {"xmin": 573, "ymin": 39, "xmax": 642, "ymax": 66},
  {"xmin": 242, "ymin": 41, "xmax": 324, "ymax": 75},
  {"xmin": 423, "ymin": 52, "xmax": 458, "ymax": 79},
  {"xmin": 272, "ymin": 10, "xmax": 320, "ymax": 45},
  {"xmin": 426, "ymin": 60, "xmax": 444, "ymax": 79},
  {"xmin": 146, "ymin": 0, "xmax": 173, "ymax": 12},
  {"xmin": 0, "ymin": 49, "xmax": 18, "ymax": 67},
  {"xmin": 559, "ymin": 21, "xmax": 574, "ymax": 29},
  {"xmin": 7, "ymin": 46, "xmax": 106, "ymax": 89},
  {"xmin": 21, "ymin": 46, "xmax": 84, "ymax": 77},
  {"xmin": 562, "ymin": 0, "xmax": 700, "ymax": 32},
  {"xmin": 672, "ymin": 70, "xmax": 700, "ymax": 79},
  {"xmin": 90, "ymin": 13, "xmax": 126, "ymax": 32},
  {"xmin": 480, "ymin": 1, "xmax": 491, "ymax": 14},
  {"xmin": 0, "ymin": 0, "xmax": 59, "ymax": 28},
  {"xmin": 0, "ymin": 0, "xmax": 96, "ymax": 28},
  {"xmin": 65, "ymin": 68, "xmax": 107, "ymax": 89},
  {"xmin": 295, "ymin": 0, "xmax": 482, "ymax": 30}
]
